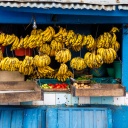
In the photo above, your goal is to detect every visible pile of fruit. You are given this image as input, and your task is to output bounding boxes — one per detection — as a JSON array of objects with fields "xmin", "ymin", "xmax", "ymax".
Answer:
[
  {"xmin": 0, "ymin": 26, "xmax": 120, "ymax": 82},
  {"xmin": 41, "ymin": 83, "xmax": 69, "ymax": 89},
  {"xmin": 73, "ymin": 82, "xmax": 91, "ymax": 89}
]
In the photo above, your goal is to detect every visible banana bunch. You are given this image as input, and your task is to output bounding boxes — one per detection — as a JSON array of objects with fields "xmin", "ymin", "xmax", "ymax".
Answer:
[
  {"xmin": 35, "ymin": 66, "xmax": 55, "ymax": 78},
  {"xmin": 71, "ymin": 45, "xmax": 82, "ymax": 52},
  {"xmin": 65, "ymin": 30, "xmax": 76, "ymax": 46},
  {"xmin": 0, "ymin": 33, "xmax": 6, "ymax": 44},
  {"xmin": 97, "ymin": 48, "xmax": 117, "ymax": 64},
  {"xmin": 50, "ymin": 40, "xmax": 65, "ymax": 51},
  {"xmin": 30, "ymin": 69, "xmax": 55, "ymax": 79},
  {"xmin": 55, "ymin": 69, "xmax": 73, "ymax": 82},
  {"xmin": 0, "ymin": 48, "xmax": 3, "ymax": 61},
  {"xmin": 57, "ymin": 63, "xmax": 68, "ymax": 75},
  {"xmin": 81, "ymin": 36, "xmax": 87, "ymax": 46},
  {"xmin": 33, "ymin": 54, "xmax": 51, "ymax": 67},
  {"xmin": 84, "ymin": 52, "xmax": 103, "ymax": 68},
  {"xmin": 22, "ymin": 56, "xmax": 33, "ymax": 67},
  {"xmin": 65, "ymin": 32, "xmax": 83, "ymax": 51},
  {"xmin": 38, "ymin": 66, "xmax": 54, "ymax": 75},
  {"xmin": 2, "ymin": 34, "xmax": 16, "ymax": 46},
  {"xmin": 30, "ymin": 70, "xmax": 44, "ymax": 79},
  {"xmin": 19, "ymin": 65, "xmax": 34, "ymax": 75},
  {"xmin": 85, "ymin": 35, "xmax": 96, "ymax": 51},
  {"xmin": 55, "ymin": 48, "xmax": 71, "ymax": 63},
  {"xmin": 27, "ymin": 34, "xmax": 42, "ymax": 49},
  {"xmin": 70, "ymin": 57, "xmax": 87, "ymax": 71},
  {"xmin": 70, "ymin": 34, "xmax": 83, "ymax": 51},
  {"xmin": 0, "ymin": 57, "xmax": 19, "ymax": 71},
  {"xmin": 41, "ymin": 26, "xmax": 55, "ymax": 42},
  {"xmin": 96, "ymin": 27, "xmax": 119, "ymax": 49},
  {"xmin": 49, "ymin": 49, "xmax": 56, "ymax": 57},
  {"xmin": 39, "ymin": 43, "xmax": 51, "ymax": 55},
  {"xmin": 53, "ymin": 26, "xmax": 68, "ymax": 43},
  {"xmin": 110, "ymin": 27, "xmax": 119, "ymax": 33},
  {"xmin": 72, "ymin": 34, "xmax": 83, "ymax": 47},
  {"xmin": 31, "ymin": 29, "xmax": 43, "ymax": 35},
  {"xmin": 96, "ymin": 32, "xmax": 112, "ymax": 49},
  {"xmin": 111, "ymin": 41, "xmax": 120, "ymax": 52},
  {"xmin": 11, "ymin": 36, "xmax": 20, "ymax": 50}
]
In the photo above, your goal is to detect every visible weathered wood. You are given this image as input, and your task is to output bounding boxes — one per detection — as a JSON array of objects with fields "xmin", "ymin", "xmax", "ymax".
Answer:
[
  {"xmin": 71, "ymin": 84, "xmax": 126, "ymax": 97},
  {"xmin": 42, "ymin": 88, "xmax": 70, "ymax": 92},
  {"xmin": 0, "ymin": 81, "xmax": 42, "ymax": 103},
  {"xmin": 0, "ymin": 71, "xmax": 24, "ymax": 81}
]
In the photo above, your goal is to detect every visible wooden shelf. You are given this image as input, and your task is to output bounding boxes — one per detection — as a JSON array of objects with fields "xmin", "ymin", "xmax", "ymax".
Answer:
[
  {"xmin": 42, "ymin": 88, "xmax": 70, "ymax": 93},
  {"xmin": 0, "ymin": 81, "xmax": 43, "ymax": 103},
  {"xmin": 71, "ymin": 84, "xmax": 126, "ymax": 97}
]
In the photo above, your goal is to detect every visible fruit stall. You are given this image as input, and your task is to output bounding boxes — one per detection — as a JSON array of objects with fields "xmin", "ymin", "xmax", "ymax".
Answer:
[
  {"xmin": 0, "ymin": 24, "xmax": 125, "ymax": 100},
  {"xmin": 0, "ymin": 0, "xmax": 128, "ymax": 128}
]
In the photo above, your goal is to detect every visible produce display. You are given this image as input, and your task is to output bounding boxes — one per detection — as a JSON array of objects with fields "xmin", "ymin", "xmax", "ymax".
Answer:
[
  {"xmin": 41, "ymin": 83, "xmax": 69, "ymax": 89},
  {"xmin": 0, "ymin": 25, "xmax": 120, "ymax": 85},
  {"xmin": 73, "ymin": 82, "xmax": 91, "ymax": 89}
]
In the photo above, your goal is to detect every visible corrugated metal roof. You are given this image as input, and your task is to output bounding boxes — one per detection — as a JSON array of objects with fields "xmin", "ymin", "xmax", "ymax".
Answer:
[
  {"xmin": 0, "ymin": 0, "xmax": 128, "ymax": 5},
  {"xmin": 118, "ymin": 5, "xmax": 128, "ymax": 10},
  {"xmin": 0, "ymin": 1, "xmax": 116, "ymax": 10}
]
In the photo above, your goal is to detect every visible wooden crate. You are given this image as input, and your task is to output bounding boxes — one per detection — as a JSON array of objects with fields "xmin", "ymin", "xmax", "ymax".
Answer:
[
  {"xmin": 0, "ymin": 81, "xmax": 43, "ymax": 103},
  {"xmin": 42, "ymin": 88, "xmax": 70, "ymax": 92},
  {"xmin": 0, "ymin": 71, "xmax": 24, "ymax": 81},
  {"xmin": 71, "ymin": 84, "xmax": 126, "ymax": 97}
]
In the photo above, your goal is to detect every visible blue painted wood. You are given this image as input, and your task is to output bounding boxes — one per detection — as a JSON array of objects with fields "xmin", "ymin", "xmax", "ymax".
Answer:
[
  {"xmin": 122, "ymin": 25, "xmax": 128, "ymax": 92},
  {"xmin": 111, "ymin": 106, "xmax": 128, "ymax": 128},
  {"xmin": 0, "ymin": 106, "xmax": 47, "ymax": 128},
  {"xmin": 11, "ymin": 110, "xmax": 24, "ymax": 128},
  {"xmin": 1, "ymin": 9, "xmax": 128, "ymax": 24},
  {"xmin": 47, "ymin": 107, "xmax": 112, "ymax": 128},
  {"xmin": 107, "ymin": 109, "xmax": 113, "ymax": 128},
  {"xmin": 46, "ymin": 108, "xmax": 58, "ymax": 128},
  {"xmin": 2, "ymin": 6, "xmax": 128, "ymax": 17},
  {"xmin": 0, "ymin": 110, "xmax": 12, "ymax": 128}
]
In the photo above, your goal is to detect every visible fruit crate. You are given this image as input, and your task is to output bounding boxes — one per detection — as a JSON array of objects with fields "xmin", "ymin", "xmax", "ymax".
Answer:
[
  {"xmin": 71, "ymin": 83, "xmax": 126, "ymax": 97},
  {"xmin": 0, "ymin": 71, "xmax": 25, "ymax": 81},
  {"xmin": 0, "ymin": 81, "xmax": 43, "ymax": 103},
  {"xmin": 36, "ymin": 79, "xmax": 71, "ymax": 92}
]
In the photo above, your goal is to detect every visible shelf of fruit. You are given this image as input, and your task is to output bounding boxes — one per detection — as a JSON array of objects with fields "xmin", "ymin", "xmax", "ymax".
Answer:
[
  {"xmin": 71, "ymin": 82, "xmax": 125, "ymax": 97},
  {"xmin": 0, "ymin": 25, "xmax": 123, "ymax": 95},
  {"xmin": 40, "ymin": 83, "xmax": 70, "ymax": 92}
]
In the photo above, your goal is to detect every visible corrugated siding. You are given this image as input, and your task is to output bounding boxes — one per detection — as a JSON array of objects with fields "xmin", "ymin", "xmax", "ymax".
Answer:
[
  {"xmin": 0, "ymin": 1, "xmax": 115, "ymax": 10},
  {"xmin": 0, "ymin": 0, "xmax": 128, "ymax": 5},
  {"xmin": 0, "ymin": 107, "xmax": 46, "ymax": 128},
  {"xmin": 46, "ymin": 107, "xmax": 112, "ymax": 128},
  {"xmin": 118, "ymin": 5, "xmax": 128, "ymax": 10}
]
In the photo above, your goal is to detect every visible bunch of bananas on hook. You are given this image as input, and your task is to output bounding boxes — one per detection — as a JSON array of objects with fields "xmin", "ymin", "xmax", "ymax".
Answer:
[
  {"xmin": 41, "ymin": 26, "xmax": 55, "ymax": 42},
  {"xmin": 55, "ymin": 48, "xmax": 71, "ymax": 63},
  {"xmin": 97, "ymin": 48, "xmax": 117, "ymax": 64},
  {"xmin": 70, "ymin": 57, "xmax": 87, "ymax": 71},
  {"xmin": 0, "ymin": 57, "xmax": 20, "ymax": 71},
  {"xmin": 84, "ymin": 51, "xmax": 103, "ymax": 68},
  {"xmin": 33, "ymin": 54, "xmax": 51, "ymax": 67}
]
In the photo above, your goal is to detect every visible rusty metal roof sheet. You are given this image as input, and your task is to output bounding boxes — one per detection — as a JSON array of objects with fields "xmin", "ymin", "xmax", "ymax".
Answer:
[{"xmin": 0, "ymin": 1, "xmax": 116, "ymax": 11}]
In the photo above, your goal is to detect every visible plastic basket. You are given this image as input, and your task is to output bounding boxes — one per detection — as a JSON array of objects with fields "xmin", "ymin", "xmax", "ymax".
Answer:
[
  {"xmin": 15, "ymin": 48, "xmax": 33, "ymax": 56},
  {"xmin": 36, "ymin": 79, "xmax": 70, "ymax": 86},
  {"xmin": 0, "ymin": 45, "xmax": 5, "ymax": 53}
]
